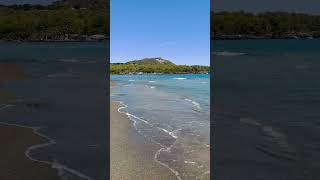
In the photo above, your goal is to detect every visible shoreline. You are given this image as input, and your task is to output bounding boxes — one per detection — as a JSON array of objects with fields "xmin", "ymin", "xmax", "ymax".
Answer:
[
  {"xmin": 110, "ymin": 81, "xmax": 178, "ymax": 180},
  {"xmin": 110, "ymin": 72, "xmax": 210, "ymax": 75},
  {"xmin": 0, "ymin": 122, "xmax": 61, "ymax": 180},
  {"xmin": 0, "ymin": 62, "xmax": 94, "ymax": 180},
  {"xmin": 0, "ymin": 40, "xmax": 108, "ymax": 43},
  {"xmin": 212, "ymin": 36, "xmax": 320, "ymax": 40},
  {"xmin": 0, "ymin": 114, "xmax": 94, "ymax": 180}
]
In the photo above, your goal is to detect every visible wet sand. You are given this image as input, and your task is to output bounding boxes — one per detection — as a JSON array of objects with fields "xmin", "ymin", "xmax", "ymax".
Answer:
[
  {"xmin": 0, "ymin": 124, "xmax": 60, "ymax": 180},
  {"xmin": 0, "ymin": 63, "xmax": 24, "ymax": 104},
  {"xmin": 0, "ymin": 63, "xmax": 26, "ymax": 81},
  {"xmin": 110, "ymin": 100, "xmax": 177, "ymax": 180},
  {"xmin": 0, "ymin": 63, "xmax": 60, "ymax": 180}
]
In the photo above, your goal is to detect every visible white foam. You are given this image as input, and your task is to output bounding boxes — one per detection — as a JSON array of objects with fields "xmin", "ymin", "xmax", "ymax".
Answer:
[
  {"xmin": 128, "ymin": 80, "xmax": 135, "ymax": 82},
  {"xmin": 192, "ymin": 101, "xmax": 201, "ymax": 109},
  {"xmin": 0, "ymin": 105, "xmax": 93, "ymax": 180},
  {"xmin": 150, "ymin": 86, "xmax": 156, "ymax": 89},
  {"xmin": 115, "ymin": 101, "xmax": 182, "ymax": 180},
  {"xmin": 157, "ymin": 127, "xmax": 178, "ymax": 139},
  {"xmin": 184, "ymin": 160, "xmax": 197, "ymax": 165},
  {"xmin": 148, "ymin": 81, "xmax": 156, "ymax": 83},
  {"xmin": 184, "ymin": 98, "xmax": 202, "ymax": 111},
  {"xmin": 173, "ymin": 78, "xmax": 187, "ymax": 80},
  {"xmin": 213, "ymin": 51, "xmax": 246, "ymax": 56},
  {"xmin": 0, "ymin": 104, "xmax": 15, "ymax": 110},
  {"xmin": 155, "ymin": 141, "xmax": 182, "ymax": 180}
]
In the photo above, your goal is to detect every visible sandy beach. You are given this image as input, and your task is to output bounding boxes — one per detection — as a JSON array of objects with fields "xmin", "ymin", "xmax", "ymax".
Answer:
[
  {"xmin": 0, "ymin": 124, "xmax": 60, "ymax": 180},
  {"xmin": 0, "ymin": 63, "xmax": 60, "ymax": 180},
  {"xmin": 110, "ymin": 100, "xmax": 178, "ymax": 180}
]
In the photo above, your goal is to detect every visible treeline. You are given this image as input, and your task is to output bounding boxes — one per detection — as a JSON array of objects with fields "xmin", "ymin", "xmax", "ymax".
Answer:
[
  {"xmin": 0, "ymin": 0, "xmax": 108, "ymax": 41},
  {"xmin": 212, "ymin": 11, "xmax": 320, "ymax": 39},
  {"xmin": 110, "ymin": 64, "xmax": 210, "ymax": 74}
]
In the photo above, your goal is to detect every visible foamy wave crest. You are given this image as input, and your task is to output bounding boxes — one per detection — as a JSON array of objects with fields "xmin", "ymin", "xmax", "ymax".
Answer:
[
  {"xmin": 128, "ymin": 80, "xmax": 135, "ymax": 82},
  {"xmin": 173, "ymin": 78, "xmax": 187, "ymax": 80},
  {"xmin": 185, "ymin": 98, "xmax": 202, "ymax": 111},
  {"xmin": 213, "ymin": 51, "xmax": 246, "ymax": 56},
  {"xmin": 148, "ymin": 81, "xmax": 156, "ymax": 83}
]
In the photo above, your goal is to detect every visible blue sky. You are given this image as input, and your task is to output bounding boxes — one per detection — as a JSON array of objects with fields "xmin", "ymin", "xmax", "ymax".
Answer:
[{"xmin": 111, "ymin": 0, "xmax": 210, "ymax": 65}]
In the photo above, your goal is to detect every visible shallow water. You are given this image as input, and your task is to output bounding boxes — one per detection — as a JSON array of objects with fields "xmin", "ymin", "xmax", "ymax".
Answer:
[
  {"xmin": 0, "ymin": 42, "xmax": 108, "ymax": 180},
  {"xmin": 213, "ymin": 39, "xmax": 320, "ymax": 179},
  {"xmin": 111, "ymin": 74, "xmax": 210, "ymax": 180}
]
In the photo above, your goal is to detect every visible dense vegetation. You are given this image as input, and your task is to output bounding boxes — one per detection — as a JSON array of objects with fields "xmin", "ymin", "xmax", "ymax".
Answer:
[
  {"xmin": 127, "ymin": 58, "xmax": 174, "ymax": 65},
  {"xmin": 212, "ymin": 11, "xmax": 320, "ymax": 39},
  {"xmin": 0, "ymin": 0, "xmax": 108, "ymax": 41},
  {"xmin": 110, "ymin": 58, "xmax": 210, "ymax": 74}
]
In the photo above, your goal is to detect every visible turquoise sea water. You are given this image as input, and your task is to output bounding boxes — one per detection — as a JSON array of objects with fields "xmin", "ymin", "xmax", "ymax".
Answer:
[
  {"xmin": 111, "ymin": 74, "xmax": 210, "ymax": 180},
  {"xmin": 213, "ymin": 39, "xmax": 320, "ymax": 179}
]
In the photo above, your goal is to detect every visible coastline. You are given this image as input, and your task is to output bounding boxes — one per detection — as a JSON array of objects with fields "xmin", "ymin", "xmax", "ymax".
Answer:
[
  {"xmin": 0, "ymin": 123, "xmax": 60, "ymax": 180},
  {"xmin": 0, "ymin": 40, "xmax": 108, "ymax": 43},
  {"xmin": 0, "ymin": 63, "xmax": 59, "ymax": 180},
  {"xmin": 0, "ymin": 62, "xmax": 103, "ymax": 180},
  {"xmin": 212, "ymin": 35, "xmax": 320, "ymax": 40},
  {"xmin": 110, "ymin": 81, "xmax": 177, "ymax": 180}
]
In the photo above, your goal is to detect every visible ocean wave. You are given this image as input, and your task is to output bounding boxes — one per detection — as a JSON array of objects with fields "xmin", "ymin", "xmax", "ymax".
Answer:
[
  {"xmin": 128, "ymin": 80, "xmax": 135, "ymax": 82},
  {"xmin": 144, "ymin": 85, "xmax": 156, "ymax": 89},
  {"xmin": 212, "ymin": 51, "xmax": 247, "ymax": 56},
  {"xmin": 184, "ymin": 98, "xmax": 202, "ymax": 112},
  {"xmin": 148, "ymin": 81, "xmax": 156, "ymax": 83},
  {"xmin": 0, "ymin": 105, "xmax": 93, "ymax": 180},
  {"xmin": 173, "ymin": 78, "xmax": 187, "ymax": 80}
]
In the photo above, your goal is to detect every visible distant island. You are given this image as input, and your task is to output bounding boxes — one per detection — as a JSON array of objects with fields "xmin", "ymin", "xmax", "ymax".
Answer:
[
  {"xmin": 0, "ymin": 0, "xmax": 108, "ymax": 42},
  {"xmin": 110, "ymin": 58, "xmax": 210, "ymax": 74},
  {"xmin": 212, "ymin": 11, "xmax": 320, "ymax": 40}
]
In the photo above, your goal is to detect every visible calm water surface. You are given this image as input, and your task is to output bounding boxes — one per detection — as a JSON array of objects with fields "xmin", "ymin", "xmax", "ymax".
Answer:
[{"xmin": 213, "ymin": 39, "xmax": 320, "ymax": 179}]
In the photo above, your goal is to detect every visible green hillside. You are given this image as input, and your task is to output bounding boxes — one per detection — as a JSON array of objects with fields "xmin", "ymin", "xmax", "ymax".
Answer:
[
  {"xmin": 126, "ymin": 58, "xmax": 175, "ymax": 65},
  {"xmin": 110, "ymin": 58, "xmax": 209, "ymax": 74}
]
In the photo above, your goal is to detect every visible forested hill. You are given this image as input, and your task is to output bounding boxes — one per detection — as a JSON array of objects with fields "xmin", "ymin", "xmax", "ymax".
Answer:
[
  {"xmin": 110, "ymin": 58, "xmax": 210, "ymax": 74},
  {"xmin": 212, "ymin": 11, "xmax": 320, "ymax": 40},
  {"xmin": 0, "ymin": 0, "xmax": 108, "ymax": 41},
  {"xmin": 127, "ymin": 58, "xmax": 175, "ymax": 65}
]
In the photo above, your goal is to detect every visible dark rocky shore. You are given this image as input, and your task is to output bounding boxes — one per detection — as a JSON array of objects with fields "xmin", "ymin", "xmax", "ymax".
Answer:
[
  {"xmin": 0, "ymin": 34, "xmax": 109, "ymax": 42},
  {"xmin": 213, "ymin": 32, "xmax": 320, "ymax": 40}
]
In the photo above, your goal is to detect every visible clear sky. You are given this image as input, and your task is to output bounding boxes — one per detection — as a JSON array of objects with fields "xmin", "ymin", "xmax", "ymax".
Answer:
[
  {"xmin": 111, "ymin": 0, "xmax": 210, "ymax": 65},
  {"xmin": 212, "ymin": 0, "xmax": 320, "ymax": 15}
]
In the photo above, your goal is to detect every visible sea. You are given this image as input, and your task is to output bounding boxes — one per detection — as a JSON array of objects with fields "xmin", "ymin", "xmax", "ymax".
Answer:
[
  {"xmin": 0, "ymin": 42, "xmax": 108, "ymax": 180},
  {"xmin": 213, "ymin": 39, "xmax": 320, "ymax": 179},
  {"xmin": 111, "ymin": 74, "xmax": 210, "ymax": 180}
]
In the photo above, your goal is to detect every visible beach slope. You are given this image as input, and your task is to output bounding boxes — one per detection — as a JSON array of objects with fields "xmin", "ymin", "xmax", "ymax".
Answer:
[
  {"xmin": 0, "ymin": 124, "xmax": 60, "ymax": 180},
  {"xmin": 110, "ymin": 101, "xmax": 177, "ymax": 180}
]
